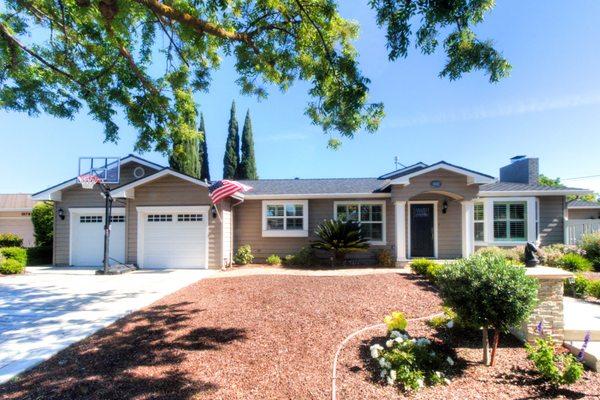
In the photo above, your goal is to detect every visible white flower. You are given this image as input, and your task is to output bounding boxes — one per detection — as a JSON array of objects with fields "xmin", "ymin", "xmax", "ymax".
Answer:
[
  {"xmin": 390, "ymin": 330, "xmax": 402, "ymax": 339},
  {"xmin": 417, "ymin": 379, "xmax": 424, "ymax": 388},
  {"xmin": 380, "ymin": 370, "xmax": 387, "ymax": 379},
  {"xmin": 390, "ymin": 370, "xmax": 397, "ymax": 381},
  {"xmin": 415, "ymin": 338, "xmax": 431, "ymax": 346},
  {"xmin": 444, "ymin": 378, "xmax": 451, "ymax": 385},
  {"xmin": 386, "ymin": 339, "xmax": 394, "ymax": 348},
  {"xmin": 435, "ymin": 371, "xmax": 443, "ymax": 378},
  {"xmin": 446, "ymin": 320, "xmax": 454, "ymax": 329},
  {"xmin": 394, "ymin": 337, "xmax": 404, "ymax": 344},
  {"xmin": 386, "ymin": 376, "xmax": 395, "ymax": 386},
  {"xmin": 446, "ymin": 356, "xmax": 455, "ymax": 366},
  {"xmin": 370, "ymin": 344, "xmax": 383, "ymax": 359}
]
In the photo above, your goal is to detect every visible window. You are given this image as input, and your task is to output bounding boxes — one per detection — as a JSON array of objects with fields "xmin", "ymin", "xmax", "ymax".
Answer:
[
  {"xmin": 80, "ymin": 215, "xmax": 102, "ymax": 223},
  {"xmin": 147, "ymin": 214, "xmax": 172, "ymax": 222},
  {"xmin": 334, "ymin": 201, "xmax": 385, "ymax": 243},
  {"xmin": 178, "ymin": 214, "xmax": 203, "ymax": 222},
  {"xmin": 262, "ymin": 201, "xmax": 308, "ymax": 237},
  {"xmin": 474, "ymin": 203, "xmax": 484, "ymax": 242},
  {"xmin": 110, "ymin": 215, "xmax": 125, "ymax": 223},
  {"xmin": 493, "ymin": 202, "xmax": 526, "ymax": 241}
]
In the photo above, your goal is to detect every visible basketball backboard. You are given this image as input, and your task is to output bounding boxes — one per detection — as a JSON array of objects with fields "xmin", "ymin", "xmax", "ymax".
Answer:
[{"xmin": 78, "ymin": 157, "xmax": 121, "ymax": 184}]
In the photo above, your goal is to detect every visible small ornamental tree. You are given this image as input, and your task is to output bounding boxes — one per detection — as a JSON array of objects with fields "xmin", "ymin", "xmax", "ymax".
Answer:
[
  {"xmin": 311, "ymin": 219, "xmax": 369, "ymax": 265},
  {"xmin": 437, "ymin": 254, "xmax": 538, "ymax": 366},
  {"xmin": 31, "ymin": 202, "xmax": 54, "ymax": 247}
]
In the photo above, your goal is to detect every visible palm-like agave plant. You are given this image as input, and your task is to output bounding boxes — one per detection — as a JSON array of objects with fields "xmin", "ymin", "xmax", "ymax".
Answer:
[{"xmin": 311, "ymin": 219, "xmax": 370, "ymax": 265}]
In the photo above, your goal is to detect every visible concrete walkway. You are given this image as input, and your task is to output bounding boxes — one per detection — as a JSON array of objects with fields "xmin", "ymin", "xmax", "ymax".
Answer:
[
  {"xmin": 564, "ymin": 297, "xmax": 600, "ymax": 371},
  {"xmin": 0, "ymin": 266, "xmax": 214, "ymax": 383}
]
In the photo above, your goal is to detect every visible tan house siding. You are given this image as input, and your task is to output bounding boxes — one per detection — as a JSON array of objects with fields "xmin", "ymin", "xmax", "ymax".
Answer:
[
  {"xmin": 539, "ymin": 196, "xmax": 565, "ymax": 246},
  {"xmin": 390, "ymin": 169, "xmax": 479, "ymax": 202},
  {"xmin": 234, "ymin": 198, "xmax": 394, "ymax": 261},
  {"xmin": 569, "ymin": 209, "xmax": 600, "ymax": 220},
  {"xmin": 0, "ymin": 212, "xmax": 35, "ymax": 247}
]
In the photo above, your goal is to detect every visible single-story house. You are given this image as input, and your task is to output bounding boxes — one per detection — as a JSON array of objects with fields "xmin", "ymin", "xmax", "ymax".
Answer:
[
  {"xmin": 0, "ymin": 194, "xmax": 38, "ymax": 247},
  {"xmin": 32, "ymin": 154, "xmax": 591, "ymax": 269},
  {"xmin": 567, "ymin": 199, "xmax": 600, "ymax": 220}
]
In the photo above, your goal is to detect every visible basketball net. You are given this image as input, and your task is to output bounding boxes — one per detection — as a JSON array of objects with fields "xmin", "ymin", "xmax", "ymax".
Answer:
[{"xmin": 77, "ymin": 174, "xmax": 102, "ymax": 189}]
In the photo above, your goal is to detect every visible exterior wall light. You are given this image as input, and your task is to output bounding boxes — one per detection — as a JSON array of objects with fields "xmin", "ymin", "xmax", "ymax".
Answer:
[
  {"xmin": 58, "ymin": 208, "xmax": 66, "ymax": 220},
  {"xmin": 442, "ymin": 199, "xmax": 448, "ymax": 214}
]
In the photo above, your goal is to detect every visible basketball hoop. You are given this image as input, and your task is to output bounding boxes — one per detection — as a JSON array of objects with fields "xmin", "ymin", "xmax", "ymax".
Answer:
[{"xmin": 77, "ymin": 174, "xmax": 102, "ymax": 189}]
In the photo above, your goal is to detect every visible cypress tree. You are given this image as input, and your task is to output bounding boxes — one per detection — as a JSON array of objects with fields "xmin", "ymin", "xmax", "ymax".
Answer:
[
  {"xmin": 198, "ymin": 113, "xmax": 211, "ymax": 181},
  {"xmin": 222, "ymin": 100, "xmax": 239, "ymax": 179},
  {"xmin": 238, "ymin": 110, "xmax": 258, "ymax": 179},
  {"xmin": 168, "ymin": 85, "xmax": 200, "ymax": 178}
]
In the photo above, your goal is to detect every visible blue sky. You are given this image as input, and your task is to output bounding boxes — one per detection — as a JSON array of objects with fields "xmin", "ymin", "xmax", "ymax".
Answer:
[{"xmin": 1, "ymin": 0, "xmax": 599, "ymax": 194}]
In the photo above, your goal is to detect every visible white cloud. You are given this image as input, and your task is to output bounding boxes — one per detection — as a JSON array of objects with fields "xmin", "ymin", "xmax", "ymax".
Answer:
[{"xmin": 387, "ymin": 93, "xmax": 600, "ymax": 128}]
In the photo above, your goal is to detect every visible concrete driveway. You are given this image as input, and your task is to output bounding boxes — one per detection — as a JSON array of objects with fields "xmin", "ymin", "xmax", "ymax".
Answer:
[{"xmin": 0, "ymin": 266, "xmax": 214, "ymax": 383}]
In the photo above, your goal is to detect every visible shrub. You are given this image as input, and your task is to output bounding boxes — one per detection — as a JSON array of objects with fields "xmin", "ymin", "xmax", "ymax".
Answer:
[
  {"xmin": 427, "ymin": 307, "xmax": 457, "ymax": 330},
  {"xmin": 266, "ymin": 254, "xmax": 281, "ymax": 266},
  {"xmin": 437, "ymin": 254, "xmax": 538, "ymax": 366},
  {"xmin": 0, "ymin": 258, "xmax": 25, "ymax": 275},
  {"xmin": 0, "ymin": 233, "xmax": 23, "ymax": 247},
  {"xmin": 311, "ymin": 219, "xmax": 369, "ymax": 265},
  {"xmin": 410, "ymin": 258, "xmax": 437, "ymax": 275},
  {"xmin": 384, "ymin": 311, "xmax": 408, "ymax": 332},
  {"xmin": 588, "ymin": 280, "xmax": 600, "ymax": 299},
  {"xmin": 371, "ymin": 313, "xmax": 453, "ymax": 392},
  {"xmin": 31, "ymin": 202, "xmax": 54, "ymax": 247},
  {"xmin": 564, "ymin": 275, "xmax": 591, "ymax": 298},
  {"xmin": 540, "ymin": 244, "xmax": 586, "ymax": 267},
  {"xmin": 234, "ymin": 245, "xmax": 254, "ymax": 265},
  {"xmin": 282, "ymin": 247, "xmax": 315, "ymax": 267},
  {"xmin": 558, "ymin": 253, "xmax": 592, "ymax": 272},
  {"xmin": 376, "ymin": 249, "xmax": 395, "ymax": 267},
  {"xmin": 581, "ymin": 232, "xmax": 600, "ymax": 268},
  {"xmin": 525, "ymin": 337, "xmax": 584, "ymax": 386},
  {"xmin": 475, "ymin": 246, "xmax": 524, "ymax": 264},
  {"xmin": 0, "ymin": 247, "xmax": 28, "ymax": 265},
  {"xmin": 425, "ymin": 263, "xmax": 445, "ymax": 284},
  {"xmin": 26, "ymin": 246, "xmax": 53, "ymax": 265}
]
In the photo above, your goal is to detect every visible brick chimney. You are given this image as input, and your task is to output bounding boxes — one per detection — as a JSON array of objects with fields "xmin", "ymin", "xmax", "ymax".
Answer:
[{"xmin": 499, "ymin": 156, "xmax": 539, "ymax": 185}]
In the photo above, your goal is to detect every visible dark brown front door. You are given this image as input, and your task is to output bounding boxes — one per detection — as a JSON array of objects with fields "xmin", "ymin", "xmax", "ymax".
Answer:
[{"xmin": 410, "ymin": 204, "xmax": 434, "ymax": 258}]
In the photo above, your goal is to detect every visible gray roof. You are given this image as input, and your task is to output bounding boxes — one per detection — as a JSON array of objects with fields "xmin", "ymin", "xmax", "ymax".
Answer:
[
  {"xmin": 568, "ymin": 199, "xmax": 600, "ymax": 209},
  {"xmin": 378, "ymin": 161, "xmax": 495, "ymax": 181},
  {"xmin": 239, "ymin": 178, "xmax": 389, "ymax": 195},
  {"xmin": 480, "ymin": 182, "xmax": 588, "ymax": 192}
]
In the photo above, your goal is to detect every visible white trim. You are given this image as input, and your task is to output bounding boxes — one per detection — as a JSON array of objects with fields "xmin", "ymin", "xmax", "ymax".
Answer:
[
  {"xmin": 461, "ymin": 201, "xmax": 475, "ymax": 257},
  {"xmin": 68, "ymin": 207, "xmax": 125, "ymax": 266},
  {"xmin": 136, "ymin": 205, "xmax": 210, "ymax": 269},
  {"xmin": 333, "ymin": 200, "xmax": 387, "ymax": 245},
  {"xmin": 245, "ymin": 193, "xmax": 390, "ymax": 200},
  {"xmin": 407, "ymin": 201, "xmax": 438, "ymax": 259},
  {"xmin": 261, "ymin": 200, "xmax": 309, "ymax": 237},
  {"xmin": 111, "ymin": 169, "xmax": 209, "ymax": 198},
  {"xmin": 389, "ymin": 163, "xmax": 495, "ymax": 186},
  {"xmin": 394, "ymin": 201, "xmax": 407, "ymax": 261},
  {"xmin": 474, "ymin": 197, "xmax": 537, "ymax": 246},
  {"xmin": 480, "ymin": 189, "xmax": 592, "ymax": 197}
]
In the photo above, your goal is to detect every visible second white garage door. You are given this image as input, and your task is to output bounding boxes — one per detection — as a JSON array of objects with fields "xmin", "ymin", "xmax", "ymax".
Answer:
[{"xmin": 137, "ymin": 206, "xmax": 209, "ymax": 269}]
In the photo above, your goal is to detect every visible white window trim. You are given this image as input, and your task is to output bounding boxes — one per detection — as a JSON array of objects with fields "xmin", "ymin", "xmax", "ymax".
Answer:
[
  {"xmin": 262, "ymin": 200, "xmax": 309, "ymax": 237},
  {"xmin": 474, "ymin": 197, "xmax": 537, "ymax": 246},
  {"xmin": 407, "ymin": 201, "xmax": 438, "ymax": 259},
  {"xmin": 333, "ymin": 200, "xmax": 387, "ymax": 245},
  {"xmin": 473, "ymin": 201, "xmax": 485, "ymax": 245}
]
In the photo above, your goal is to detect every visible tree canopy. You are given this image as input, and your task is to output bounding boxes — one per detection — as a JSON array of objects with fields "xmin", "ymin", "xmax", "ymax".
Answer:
[{"xmin": 0, "ymin": 0, "xmax": 509, "ymax": 151}]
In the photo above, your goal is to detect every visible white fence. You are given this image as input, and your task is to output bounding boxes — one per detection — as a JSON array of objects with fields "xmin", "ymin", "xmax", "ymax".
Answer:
[{"xmin": 565, "ymin": 219, "xmax": 600, "ymax": 245}]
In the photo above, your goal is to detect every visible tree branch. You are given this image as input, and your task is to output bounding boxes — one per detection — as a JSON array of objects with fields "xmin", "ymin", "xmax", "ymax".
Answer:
[{"xmin": 151, "ymin": 10, "xmax": 189, "ymax": 68}]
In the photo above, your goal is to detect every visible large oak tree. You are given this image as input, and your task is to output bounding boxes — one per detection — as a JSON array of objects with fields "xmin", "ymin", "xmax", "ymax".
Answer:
[{"xmin": 0, "ymin": 0, "xmax": 510, "ymax": 151}]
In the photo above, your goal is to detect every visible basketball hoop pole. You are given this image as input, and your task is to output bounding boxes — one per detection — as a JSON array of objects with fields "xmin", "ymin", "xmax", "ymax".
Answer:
[{"xmin": 101, "ymin": 183, "xmax": 112, "ymax": 275}]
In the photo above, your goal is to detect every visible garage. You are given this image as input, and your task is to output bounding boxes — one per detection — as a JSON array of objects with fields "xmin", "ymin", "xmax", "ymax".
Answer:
[
  {"xmin": 69, "ymin": 208, "xmax": 126, "ymax": 266},
  {"xmin": 137, "ymin": 206, "xmax": 209, "ymax": 269}
]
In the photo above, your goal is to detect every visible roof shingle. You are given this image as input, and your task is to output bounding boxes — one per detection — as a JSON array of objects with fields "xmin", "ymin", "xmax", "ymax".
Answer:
[
  {"xmin": 239, "ymin": 178, "xmax": 389, "ymax": 195},
  {"xmin": 0, "ymin": 194, "xmax": 37, "ymax": 210}
]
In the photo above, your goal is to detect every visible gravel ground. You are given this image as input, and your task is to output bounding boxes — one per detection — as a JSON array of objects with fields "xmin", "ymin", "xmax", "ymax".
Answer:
[{"xmin": 1, "ymin": 273, "xmax": 599, "ymax": 400}]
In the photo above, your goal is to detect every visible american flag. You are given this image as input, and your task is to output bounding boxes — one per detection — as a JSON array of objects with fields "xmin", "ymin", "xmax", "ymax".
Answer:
[{"xmin": 209, "ymin": 180, "xmax": 252, "ymax": 204}]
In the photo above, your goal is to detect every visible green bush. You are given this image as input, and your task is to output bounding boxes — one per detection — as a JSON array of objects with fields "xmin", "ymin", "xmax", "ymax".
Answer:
[
  {"xmin": 425, "ymin": 263, "xmax": 445, "ymax": 284},
  {"xmin": 525, "ymin": 337, "xmax": 584, "ymax": 387},
  {"xmin": 540, "ymin": 244, "xmax": 586, "ymax": 267},
  {"xmin": 0, "ymin": 233, "xmax": 23, "ymax": 247},
  {"xmin": 376, "ymin": 249, "xmax": 395, "ymax": 267},
  {"xmin": 282, "ymin": 247, "xmax": 315, "ymax": 267},
  {"xmin": 266, "ymin": 254, "xmax": 281, "ymax": 266},
  {"xmin": 234, "ymin": 245, "xmax": 254, "ymax": 265},
  {"xmin": 588, "ymin": 280, "xmax": 600, "ymax": 299},
  {"xmin": 31, "ymin": 202, "xmax": 54, "ymax": 247},
  {"xmin": 564, "ymin": 275, "xmax": 591, "ymax": 298},
  {"xmin": 474, "ymin": 246, "xmax": 524, "ymax": 264},
  {"xmin": 581, "ymin": 232, "xmax": 600, "ymax": 268},
  {"xmin": 311, "ymin": 219, "xmax": 369, "ymax": 265},
  {"xmin": 26, "ymin": 246, "xmax": 53, "ymax": 265},
  {"xmin": 410, "ymin": 258, "xmax": 437, "ymax": 275},
  {"xmin": 0, "ymin": 247, "xmax": 28, "ymax": 265},
  {"xmin": 558, "ymin": 253, "xmax": 592, "ymax": 272},
  {"xmin": 437, "ymin": 254, "xmax": 538, "ymax": 365},
  {"xmin": 0, "ymin": 258, "xmax": 25, "ymax": 275}
]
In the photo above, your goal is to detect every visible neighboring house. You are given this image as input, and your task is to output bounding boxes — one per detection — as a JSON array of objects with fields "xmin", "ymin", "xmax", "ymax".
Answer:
[
  {"xmin": 33, "ymin": 154, "xmax": 591, "ymax": 269},
  {"xmin": 0, "ymin": 194, "xmax": 38, "ymax": 247},
  {"xmin": 567, "ymin": 199, "xmax": 600, "ymax": 220}
]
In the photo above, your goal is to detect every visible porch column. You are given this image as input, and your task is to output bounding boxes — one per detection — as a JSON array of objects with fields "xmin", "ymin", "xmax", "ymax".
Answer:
[
  {"xmin": 395, "ymin": 201, "xmax": 407, "ymax": 263},
  {"xmin": 461, "ymin": 200, "xmax": 475, "ymax": 258}
]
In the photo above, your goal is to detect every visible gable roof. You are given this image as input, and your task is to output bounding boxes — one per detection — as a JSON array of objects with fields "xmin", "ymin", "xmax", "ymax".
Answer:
[
  {"xmin": 110, "ymin": 168, "xmax": 209, "ymax": 198},
  {"xmin": 479, "ymin": 182, "xmax": 592, "ymax": 197},
  {"xmin": 378, "ymin": 162, "xmax": 428, "ymax": 180},
  {"xmin": 240, "ymin": 178, "xmax": 390, "ymax": 199},
  {"xmin": 384, "ymin": 161, "xmax": 495, "ymax": 187},
  {"xmin": 0, "ymin": 194, "xmax": 37, "ymax": 210},
  {"xmin": 32, "ymin": 154, "xmax": 164, "ymax": 200},
  {"xmin": 567, "ymin": 199, "xmax": 600, "ymax": 209}
]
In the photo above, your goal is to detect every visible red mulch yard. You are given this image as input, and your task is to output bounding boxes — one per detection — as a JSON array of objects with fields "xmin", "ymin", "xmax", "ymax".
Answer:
[{"xmin": 1, "ymin": 273, "xmax": 599, "ymax": 400}]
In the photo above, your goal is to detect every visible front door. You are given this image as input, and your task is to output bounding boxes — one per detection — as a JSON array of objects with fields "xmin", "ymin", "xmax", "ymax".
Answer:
[{"xmin": 410, "ymin": 204, "xmax": 434, "ymax": 258}]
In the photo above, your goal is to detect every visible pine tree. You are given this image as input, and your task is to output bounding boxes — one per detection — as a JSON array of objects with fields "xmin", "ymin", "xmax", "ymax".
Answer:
[
  {"xmin": 222, "ymin": 101, "xmax": 239, "ymax": 179},
  {"xmin": 167, "ymin": 80, "xmax": 200, "ymax": 178},
  {"xmin": 238, "ymin": 110, "xmax": 258, "ymax": 179},
  {"xmin": 198, "ymin": 113, "xmax": 211, "ymax": 181}
]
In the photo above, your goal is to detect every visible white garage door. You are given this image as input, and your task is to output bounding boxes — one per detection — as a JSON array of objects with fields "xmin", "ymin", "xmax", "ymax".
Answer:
[
  {"xmin": 70, "ymin": 208, "xmax": 126, "ymax": 267},
  {"xmin": 138, "ymin": 206, "xmax": 209, "ymax": 269}
]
